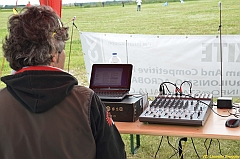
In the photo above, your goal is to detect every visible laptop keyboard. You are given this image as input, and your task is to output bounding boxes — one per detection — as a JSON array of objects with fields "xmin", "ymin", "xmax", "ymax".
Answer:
[{"xmin": 95, "ymin": 91, "xmax": 128, "ymax": 100}]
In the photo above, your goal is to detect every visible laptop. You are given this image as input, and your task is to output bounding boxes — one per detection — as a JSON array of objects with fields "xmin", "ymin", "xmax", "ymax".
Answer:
[{"xmin": 89, "ymin": 64, "xmax": 133, "ymax": 101}]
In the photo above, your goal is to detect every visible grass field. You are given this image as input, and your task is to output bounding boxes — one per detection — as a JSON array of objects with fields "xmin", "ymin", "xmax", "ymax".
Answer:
[{"xmin": 0, "ymin": 0, "xmax": 240, "ymax": 158}]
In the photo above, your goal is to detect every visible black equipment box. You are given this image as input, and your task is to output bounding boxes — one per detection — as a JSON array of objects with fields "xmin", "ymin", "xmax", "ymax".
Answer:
[{"xmin": 103, "ymin": 94, "xmax": 148, "ymax": 122}]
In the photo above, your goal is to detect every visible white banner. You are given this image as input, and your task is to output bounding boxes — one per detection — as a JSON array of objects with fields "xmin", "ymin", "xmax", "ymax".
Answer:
[{"xmin": 80, "ymin": 32, "xmax": 240, "ymax": 97}]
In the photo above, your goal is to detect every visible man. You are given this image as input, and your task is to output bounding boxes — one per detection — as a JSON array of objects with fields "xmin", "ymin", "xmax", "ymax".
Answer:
[
  {"xmin": 136, "ymin": 0, "xmax": 142, "ymax": 11},
  {"xmin": 26, "ymin": 1, "xmax": 31, "ymax": 7},
  {"xmin": 0, "ymin": 5, "xmax": 126, "ymax": 159}
]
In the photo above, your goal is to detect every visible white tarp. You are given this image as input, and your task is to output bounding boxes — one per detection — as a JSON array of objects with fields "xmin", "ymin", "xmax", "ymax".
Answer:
[{"xmin": 80, "ymin": 32, "xmax": 240, "ymax": 97}]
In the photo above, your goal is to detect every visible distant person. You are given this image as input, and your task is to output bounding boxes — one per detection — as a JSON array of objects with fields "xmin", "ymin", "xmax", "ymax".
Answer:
[
  {"xmin": 26, "ymin": 1, "xmax": 31, "ymax": 7},
  {"xmin": 0, "ymin": 5, "xmax": 126, "ymax": 159},
  {"xmin": 122, "ymin": 1, "xmax": 124, "ymax": 7},
  {"xmin": 136, "ymin": 0, "xmax": 142, "ymax": 11},
  {"xmin": 162, "ymin": 1, "xmax": 168, "ymax": 6},
  {"xmin": 102, "ymin": 2, "xmax": 105, "ymax": 7}
]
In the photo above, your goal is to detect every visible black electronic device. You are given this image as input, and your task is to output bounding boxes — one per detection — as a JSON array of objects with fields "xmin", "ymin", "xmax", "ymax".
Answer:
[
  {"xmin": 139, "ymin": 94, "xmax": 213, "ymax": 126},
  {"xmin": 217, "ymin": 97, "xmax": 232, "ymax": 109},
  {"xmin": 225, "ymin": 118, "xmax": 240, "ymax": 128},
  {"xmin": 102, "ymin": 94, "xmax": 148, "ymax": 122},
  {"xmin": 89, "ymin": 64, "xmax": 133, "ymax": 101}
]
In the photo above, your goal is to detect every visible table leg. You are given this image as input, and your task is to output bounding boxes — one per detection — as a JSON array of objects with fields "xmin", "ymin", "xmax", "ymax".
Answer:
[{"xmin": 130, "ymin": 134, "xmax": 140, "ymax": 154}]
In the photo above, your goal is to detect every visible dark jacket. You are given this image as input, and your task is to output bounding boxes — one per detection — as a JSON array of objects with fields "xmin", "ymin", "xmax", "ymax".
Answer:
[{"xmin": 0, "ymin": 66, "xmax": 126, "ymax": 159}]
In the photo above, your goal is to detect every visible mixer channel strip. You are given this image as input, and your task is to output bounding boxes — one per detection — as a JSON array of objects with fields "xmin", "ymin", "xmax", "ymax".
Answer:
[{"xmin": 139, "ymin": 94, "xmax": 213, "ymax": 126}]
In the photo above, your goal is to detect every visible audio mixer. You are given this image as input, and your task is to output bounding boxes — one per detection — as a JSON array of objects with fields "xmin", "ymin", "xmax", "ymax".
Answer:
[{"xmin": 139, "ymin": 94, "xmax": 213, "ymax": 126}]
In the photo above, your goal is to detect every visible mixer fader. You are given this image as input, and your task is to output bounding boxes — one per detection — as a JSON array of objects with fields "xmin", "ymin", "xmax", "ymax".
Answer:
[{"xmin": 139, "ymin": 94, "xmax": 213, "ymax": 126}]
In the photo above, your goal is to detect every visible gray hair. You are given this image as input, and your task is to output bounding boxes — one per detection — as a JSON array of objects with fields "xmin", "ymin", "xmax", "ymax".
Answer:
[{"xmin": 2, "ymin": 5, "xmax": 69, "ymax": 71}]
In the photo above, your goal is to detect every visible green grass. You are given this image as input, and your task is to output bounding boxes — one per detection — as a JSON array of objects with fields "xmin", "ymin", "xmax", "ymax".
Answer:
[{"xmin": 0, "ymin": 0, "xmax": 240, "ymax": 158}]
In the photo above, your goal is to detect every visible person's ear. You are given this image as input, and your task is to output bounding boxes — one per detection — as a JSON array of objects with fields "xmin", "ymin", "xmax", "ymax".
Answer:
[
  {"xmin": 51, "ymin": 53, "xmax": 57, "ymax": 63},
  {"xmin": 50, "ymin": 53, "xmax": 57, "ymax": 67}
]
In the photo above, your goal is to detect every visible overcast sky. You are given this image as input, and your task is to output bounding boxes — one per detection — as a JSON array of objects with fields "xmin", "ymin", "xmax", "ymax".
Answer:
[{"xmin": 0, "ymin": 0, "xmax": 99, "ymax": 5}]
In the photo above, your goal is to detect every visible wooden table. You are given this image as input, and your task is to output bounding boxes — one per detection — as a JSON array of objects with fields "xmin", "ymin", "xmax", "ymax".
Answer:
[{"xmin": 115, "ymin": 107, "xmax": 240, "ymax": 154}]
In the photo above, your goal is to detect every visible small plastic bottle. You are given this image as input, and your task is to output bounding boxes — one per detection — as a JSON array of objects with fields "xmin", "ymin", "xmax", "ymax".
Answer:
[{"xmin": 109, "ymin": 52, "xmax": 122, "ymax": 63}]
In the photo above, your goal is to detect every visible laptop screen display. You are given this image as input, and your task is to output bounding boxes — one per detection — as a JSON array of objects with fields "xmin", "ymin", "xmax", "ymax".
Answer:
[
  {"xmin": 89, "ymin": 64, "xmax": 133, "ymax": 90},
  {"xmin": 93, "ymin": 68, "xmax": 123, "ymax": 86}
]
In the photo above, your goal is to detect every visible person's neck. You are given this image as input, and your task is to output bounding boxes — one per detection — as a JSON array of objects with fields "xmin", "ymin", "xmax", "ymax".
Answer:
[{"xmin": 15, "ymin": 65, "xmax": 63, "ymax": 74}]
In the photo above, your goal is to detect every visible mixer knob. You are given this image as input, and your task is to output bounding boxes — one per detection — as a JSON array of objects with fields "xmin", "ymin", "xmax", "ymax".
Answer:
[
  {"xmin": 197, "ymin": 111, "xmax": 201, "ymax": 117},
  {"xmin": 190, "ymin": 113, "xmax": 194, "ymax": 119}
]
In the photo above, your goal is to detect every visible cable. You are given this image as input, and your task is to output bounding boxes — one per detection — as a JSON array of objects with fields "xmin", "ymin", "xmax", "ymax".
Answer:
[
  {"xmin": 159, "ymin": 81, "xmax": 192, "ymax": 96},
  {"xmin": 227, "ymin": 108, "xmax": 240, "ymax": 118},
  {"xmin": 167, "ymin": 136, "xmax": 179, "ymax": 159},
  {"xmin": 159, "ymin": 84, "xmax": 164, "ymax": 95},
  {"xmin": 204, "ymin": 138, "xmax": 213, "ymax": 156},
  {"xmin": 159, "ymin": 82, "xmax": 181, "ymax": 95},
  {"xmin": 178, "ymin": 137, "xmax": 187, "ymax": 159},
  {"xmin": 154, "ymin": 136, "xmax": 164, "ymax": 159},
  {"xmin": 217, "ymin": 139, "xmax": 225, "ymax": 157},
  {"xmin": 180, "ymin": 81, "xmax": 192, "ymax": 95},
  {"xmin": 190, "ymin": 138, "xmax": 200, "ymax": 159},
  {"xmin": 204, "ymin": 139, "xmax": 225, "ymax": 157}
]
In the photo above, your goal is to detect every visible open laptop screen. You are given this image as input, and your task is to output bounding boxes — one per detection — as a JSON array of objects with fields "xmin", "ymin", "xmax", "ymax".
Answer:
[{"xmin": 89, "ymin": 64, "xmax": 133, "ymax": 90}]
